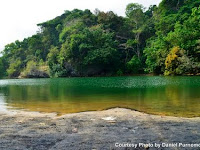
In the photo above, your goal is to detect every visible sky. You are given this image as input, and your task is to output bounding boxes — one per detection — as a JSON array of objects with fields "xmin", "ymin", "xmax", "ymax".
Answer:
[{"xmin": 0, "ymin": 0, "xmax": 161, "ymax": 52}]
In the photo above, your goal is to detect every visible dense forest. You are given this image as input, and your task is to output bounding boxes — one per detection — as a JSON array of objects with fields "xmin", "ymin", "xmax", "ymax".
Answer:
[{"xmin": 0, "ymin": 0, "xmax": 200, "ymax": 78}]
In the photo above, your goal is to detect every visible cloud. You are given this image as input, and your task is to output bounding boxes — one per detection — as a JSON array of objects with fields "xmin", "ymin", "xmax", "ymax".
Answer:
[{"xmin": 0, "ymin": 0, "xmax": 161, "ymax": 52}]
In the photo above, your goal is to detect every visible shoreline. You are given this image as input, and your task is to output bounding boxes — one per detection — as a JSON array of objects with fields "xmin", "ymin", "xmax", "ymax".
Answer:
[
  {"xmin": 6, "ymin": 107, "xmax": 200, "ymax": 119},
  {"xmin": 2, "ymin": 106, "xmax": 200, "ymax": 119},
  {"xmin": 1, "ymin": 108, "xmax": 200, "ymax": 150},
  {"xmin": 1, "ymin": 73, "xmax": 200, "ymax": 80}
]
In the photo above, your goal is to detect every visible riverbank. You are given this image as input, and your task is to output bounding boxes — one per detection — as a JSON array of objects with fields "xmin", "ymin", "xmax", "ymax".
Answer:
[
  {"xmin": 0, "ymin": 108, "xmax": 200, "ymax": 150},
  {"xmin": 3, "ymin": 73, "xmax": 200, "ymax": 80}
]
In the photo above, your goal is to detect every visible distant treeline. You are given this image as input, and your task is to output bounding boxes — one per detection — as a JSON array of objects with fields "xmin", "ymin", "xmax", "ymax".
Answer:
[{"xmin": 0, "ymin": 0, "xmax": 200, "ymax": 78}]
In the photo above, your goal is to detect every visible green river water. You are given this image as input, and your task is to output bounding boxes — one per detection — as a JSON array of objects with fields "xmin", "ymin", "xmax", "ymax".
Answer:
[{"xmin": 0, "ymin": 76, "xmax": 200, "ymax": 117}]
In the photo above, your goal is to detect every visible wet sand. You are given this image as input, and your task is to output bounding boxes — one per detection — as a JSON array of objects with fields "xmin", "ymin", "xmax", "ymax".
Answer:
[{"xmin": 0, "ymin": 108, "xmax": 200, "ymax": 150}]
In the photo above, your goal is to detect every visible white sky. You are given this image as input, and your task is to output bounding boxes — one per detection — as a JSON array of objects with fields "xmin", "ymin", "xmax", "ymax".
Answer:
[{"xmin": 0, "ymin": 0, "xmax": 161, "ymax": 52}]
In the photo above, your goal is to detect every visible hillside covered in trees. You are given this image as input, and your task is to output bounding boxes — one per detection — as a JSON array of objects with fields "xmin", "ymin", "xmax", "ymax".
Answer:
[{"xmin": 0, "ymin": 0, "xmax": 200, "ymax": 78}]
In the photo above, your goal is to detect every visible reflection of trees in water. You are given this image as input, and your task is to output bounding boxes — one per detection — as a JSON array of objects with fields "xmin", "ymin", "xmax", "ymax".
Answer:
[
  {"xmin": 1, "ymin": 77, "xmax": 200, "ymax": 117},
  {"xmin": 165, "ymin": 86, "xmax": 182, "ymax": 106},
  {"xmin": 165, "ymin": 84, "xmax": 200, "ymax": 117},
  {"xmin": 2, "ymin": 85, "xmax": 59, "ymax": 105},
  {"xmin": 0, "ymin": 95, "xmax": 7, "ymax": 112}
]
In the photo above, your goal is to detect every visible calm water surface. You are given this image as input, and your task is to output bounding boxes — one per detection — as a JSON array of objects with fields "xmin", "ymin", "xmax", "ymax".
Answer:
[{"xmin": 0, "ymin": 76, "xmax": 200, "ymax": 117}]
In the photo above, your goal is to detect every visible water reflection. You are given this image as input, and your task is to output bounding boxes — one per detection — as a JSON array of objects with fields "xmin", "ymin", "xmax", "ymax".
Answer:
[
  {"xmin": 0, "ymin": 76, "xmax": 200, "ymax": 117},
  {"xmin": 0, "ymin": 94, "xmax": 8, "ymax": 113}
]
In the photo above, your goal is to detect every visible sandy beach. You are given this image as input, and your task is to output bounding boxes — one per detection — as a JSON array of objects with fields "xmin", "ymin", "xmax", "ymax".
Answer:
[{"xmin": 0, "ymin": 108, "xmax": 200, "ymax": 150}]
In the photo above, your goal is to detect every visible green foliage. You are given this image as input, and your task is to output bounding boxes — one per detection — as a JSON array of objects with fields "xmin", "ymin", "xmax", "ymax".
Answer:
[
  {"xmin": 59, "ymin": 25, "xmax": 119, "ymax": 76},
  {"xmin": 116, "ymin": 69, "xmax": 123, "ymax": 76},
  {"xmin": 7, "ymin": 60, "xmax": 22, "ymax": 78},
  {"xmin": 1, "ymin": 1, "xmax": 200, "ymax": 78},
  {"xmin": 126, "ymin": 56, "xmax": 142, "ymax": 74},
  {"xmin": 47, "ymin": 46, "xmax": 59, "ymax": 68},
  {"xmin": 126, "ymin": 3, "xmax": 145, "ymax": 26},
  {"xmin": 59, "ymin": 22, "xmax": 85, "ymax": 43},
  {"xmin": 144, "ymin": 37, "xmax": 168, "ymax": 74},
  {"xmin": 166, "ymin": 7, "xmax": 200, "ymax": 56},
  {"xmin": 144, "ymin": 2, "xmax": 200, "ymax": 75},
  {"xmin": 165, "ymin": 46, "xmax": 199, "ymax": 75},
  {"xmin": 47, "ymin": 46, "xmax": 69, "ymax": 77},
  {"xmin": 0, "ymin": 58, "xmax": 4, "ymax": 78},
  {"xmin": 21, "ymin": 60, "xmax": 50, "ymax": 78},
  {"xmin": 97, "ymin": 11, "xmax": 123, "ymax": 32},
  {"xmin": 21, "ymin": 60, "xmax": 37, "ymax": 77}
]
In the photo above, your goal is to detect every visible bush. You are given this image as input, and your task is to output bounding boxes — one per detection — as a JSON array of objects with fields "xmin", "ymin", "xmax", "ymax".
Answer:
[
  {"xmin": 116, "ymin": 69, "xmax": 123, "ymax": 76},
  {"xmin": 7, "ymin": 60, "xmax": 22, "ymax": 78},
  {"xmin": 126, "ymin": 56, "xmax": 142, "ymax": 74},
  {"xmin": 0, "ymin": 58, "xmax": 4, "ymax": 78},
  {"xmin": 21, "ymin": 60, "xmax": 50, "ymax": 78},
  {"xmin": 164, "ymin": 46, "xmax": 198, "ymax": 75}
]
